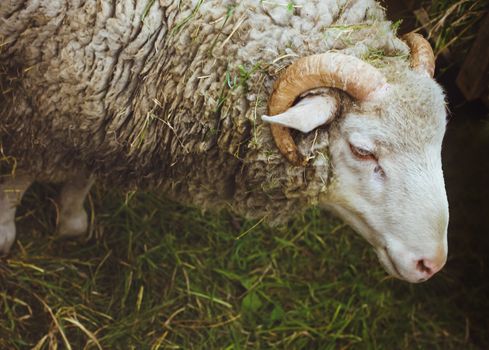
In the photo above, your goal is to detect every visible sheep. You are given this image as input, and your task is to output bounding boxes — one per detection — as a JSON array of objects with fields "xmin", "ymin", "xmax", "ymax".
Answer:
[{"xmin": 0, "ymin": 0, "xmax": 448, "ymax": 283}]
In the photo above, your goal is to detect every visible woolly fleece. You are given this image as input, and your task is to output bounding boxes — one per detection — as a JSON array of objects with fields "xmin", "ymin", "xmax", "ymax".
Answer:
[{"xmin": 1, "ymin": 0, "xmax": 427, "ymax": 223}]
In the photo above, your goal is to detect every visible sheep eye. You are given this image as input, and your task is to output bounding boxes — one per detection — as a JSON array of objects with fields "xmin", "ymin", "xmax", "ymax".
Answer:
[{"xmin": 349, "ymin": 144, "xmax": 376, "ymax": 161}]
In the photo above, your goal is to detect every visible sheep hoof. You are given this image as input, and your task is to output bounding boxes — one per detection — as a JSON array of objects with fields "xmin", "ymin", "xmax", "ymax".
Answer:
[
  {"xmin": 58, "ymin": 209, "xmax": 88, "ymax": 237},
  {"xmin": 0, "ymin": 221, "xmax": 16, "ymax": 255}
]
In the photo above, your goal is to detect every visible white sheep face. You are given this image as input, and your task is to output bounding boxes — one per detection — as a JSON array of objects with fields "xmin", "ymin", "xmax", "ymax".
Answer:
[
  {"xmin": 262, "ymin": 69, "xmax": 449, "ymax": 283},
  {"xmin": 324, "ymin": 77, "xmax": 449, "ymax": 283}
]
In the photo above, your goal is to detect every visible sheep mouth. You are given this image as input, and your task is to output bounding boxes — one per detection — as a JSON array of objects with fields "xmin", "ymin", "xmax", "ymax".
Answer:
[{"xmin": 376, "ymin": 248, "xmax": 404, "ymax": 280}]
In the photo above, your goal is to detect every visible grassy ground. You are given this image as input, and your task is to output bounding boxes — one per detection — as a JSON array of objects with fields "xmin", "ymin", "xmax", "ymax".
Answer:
[
  {"xmin": 421, "ymin": 0, "xmax": 488, "ymax": 61},
  {"xmin": 0, "ymin": 183, "xmax": 484, "ymax": 349}
]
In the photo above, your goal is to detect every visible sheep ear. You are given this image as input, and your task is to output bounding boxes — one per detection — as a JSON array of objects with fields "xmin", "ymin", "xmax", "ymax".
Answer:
[{"xmin": 261, "ymin": 94, "xmax": 339, "ymax": 133}]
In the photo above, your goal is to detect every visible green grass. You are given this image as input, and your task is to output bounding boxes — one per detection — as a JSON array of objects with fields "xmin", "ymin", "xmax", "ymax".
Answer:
[
  {"xmin": 0, "ymin": 184, "xmax": 484, "ymax": 349},
  {"xmin": 420, "ymin": 0, "xmax": 488, "ymax": 63}
]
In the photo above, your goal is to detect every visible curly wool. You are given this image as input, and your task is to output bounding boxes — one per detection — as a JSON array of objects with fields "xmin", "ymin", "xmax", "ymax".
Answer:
[{"xmin": 0, "ymin": 0, "xmax": 409, "ymax": 223}]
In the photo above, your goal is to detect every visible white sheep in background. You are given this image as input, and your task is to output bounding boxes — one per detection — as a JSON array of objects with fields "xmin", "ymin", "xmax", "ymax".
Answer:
[{"xmin": 0, "ymin": 0, "xmax": 448, "ymax": 283}]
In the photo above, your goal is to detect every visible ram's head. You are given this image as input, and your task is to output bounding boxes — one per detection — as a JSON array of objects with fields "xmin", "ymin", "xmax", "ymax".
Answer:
[{"xmin": 262, "ymin": 34, "xmax": 448, "ymax": 283}]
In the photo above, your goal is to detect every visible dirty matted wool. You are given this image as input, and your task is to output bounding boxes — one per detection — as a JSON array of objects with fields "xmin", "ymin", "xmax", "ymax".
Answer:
[{"xmin": 0, "ymin": 0, "xmax": 409, "ymax": 223}]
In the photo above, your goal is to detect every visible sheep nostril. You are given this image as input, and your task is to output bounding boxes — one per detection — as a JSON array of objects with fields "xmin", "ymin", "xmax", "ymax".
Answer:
[{"xmin": 416, "ymin": 259, "xmax": 433, "ymax": 276}]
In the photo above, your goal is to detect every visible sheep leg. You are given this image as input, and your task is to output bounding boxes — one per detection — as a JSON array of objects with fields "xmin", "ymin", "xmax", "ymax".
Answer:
[
  {"xmin": 0, "ymin": 174, "xmax": 33, "ymax": 254},
  {"xmin": 57, "ymin": 174, "xmax": 95, "ymax": 237}
]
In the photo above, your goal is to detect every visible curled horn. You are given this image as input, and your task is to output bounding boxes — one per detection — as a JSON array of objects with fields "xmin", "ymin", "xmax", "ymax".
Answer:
[
  {"xmin": 267, "ymin": 53, "xmax": 387, "ymax": 166},
  {"xmin": 402, "ymin": 32, "xmax": 435, "ymax": 77}
]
